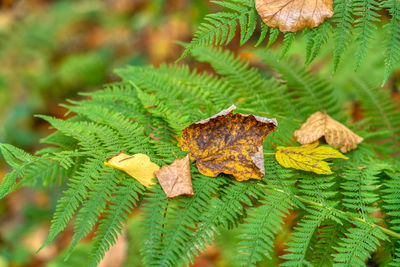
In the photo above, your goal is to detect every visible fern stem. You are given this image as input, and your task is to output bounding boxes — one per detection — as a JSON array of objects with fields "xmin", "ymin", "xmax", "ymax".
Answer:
[
  {"xmin": 263, "ymin": 152, "xmax": 276, "ymax": 155},
  {"xmin": 273, "ymin": 188, "xmax": 400, "ymax": 239}
]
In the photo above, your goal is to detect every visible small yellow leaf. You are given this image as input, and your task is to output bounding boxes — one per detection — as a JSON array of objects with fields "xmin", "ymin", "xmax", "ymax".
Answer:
[
  {"xmin": 104, "ymin": 153, "xmax": 160, "ymax": 188},
  {"xmin": 275, "ymin": 141, "xmax": 348, "ymax": 175}
]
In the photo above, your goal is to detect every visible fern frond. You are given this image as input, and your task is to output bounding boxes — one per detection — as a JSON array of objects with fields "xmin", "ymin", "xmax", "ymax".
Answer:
[
  {"xmin": 238, "ymin": 5, "xmax": 257, "ymax": 46},
  {"xmin": 382, "ymin": 0, "xmax": 400, "ymax": 84},
  {"xmin": 255, "ymin": 22, "xmax": 269, "ymax": 47},
  {"xmin": 305, "ymin": 22, "xmax": 332, "ymax": 65},
  {"xmin": 266, "ymin": 28, "xmax": 280, "ymax": 50},
  {"xmin": 141, "ymin": 186, "xmax": 170, "ymax": 266},
  {"xmin": 281, "ymin": 206, "xmax": 341, "ymax": 266},
  {"xmin": 39, "ymin": 130, "xmax": 78, "ymax": 150},
  {"xmin": 391, "ymin": 241, "xmax": 400, "ymax": 266},
  {"xmin": 39, "ymin": 156, "xmax": 105, "ymax": 251},
  {"xmin": 0, "ymin": 143, "xmax": 35, "ymax": 163},
  {"xmin": 333, "ymin": 0, "xmax": 354, "ymax": 71},
  {"xmin": 180, "ymin": 180, "xmax": 264, "ymax": 265},
  {"xmin": 178, "ymin": 0, "xmax": 271, "ymax": 60},
  {"xmin": 134, "ymin": 86, "xmax": 190, "ymax": 134},
  {"xmin": 311, "ymin": 220, "xmax": 348, "ymax": 266},
  {"xmin": 280, "ymin": 32, "xmax": 296, "ymax": 58},
  {"xmin": 61, "ymin": 103, "xmax": 154, "ymax": 157},
  {"xmin": 254, "ymin": 51, "xmax": 342, "ymax": 119},
  {"xmin": 382, "ymin": 169, "xmax": 400, "ymax": 265},
  {"xmin": 191, "ymin": 46, "xmax": 264, "ymax": 92},
  {"xmin": 65, "ymin": 169, "xmax": 117, "ymax": 258},
  {"xmin": 261, "ymin": 156, "xmax": 303, "ymax": 208},
  {"xmin": 89, "ymin": 178, "xmax": 145, "ymax": 267},
  {"xmin": 334, "ymin": 221, "xmax": 388, "ymax": 265},
  {"xmin": 383, "ymin": 170, "xmax": 400, "ymax": 232},
  {"xmin": 352, "ymin": 77, "xmax": 400, "ymax": 156},
  {"xmin": 116, "ymin": 65, "xmax": 232, "ymax": 120},
  {"xmin": 0, "ymin": 144, "xmax": 64, "ymax": 197},
  {"xmin": 297, "ymin": 172, "xmax": 337, "ymax": 204},
  {"xmin": 353, "ymin": 0, "xmax": 381, "ymax": 70},
  {"xmin": 341, "ymin": 160, "xmax": 388, "ymax": 220},
  {"xmin": 152, "ymin": 170, "xmax": 227, "ymax": 267},
  {"xmin": 235, "ymin": 189, "xmax": 292, "ymax": 266},
  {"xmin": 35, "ymin": 116, "xmax": 117, "ymax": 250}
]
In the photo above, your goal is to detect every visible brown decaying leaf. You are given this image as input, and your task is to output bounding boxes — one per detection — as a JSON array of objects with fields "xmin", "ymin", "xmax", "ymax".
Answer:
[
  {"xmin": 294, "ymin": 111, "xmax": 363, "ymax": 153},
  {"xmin": 178, "ymin": 105, "xmax": 277, "ymax": 181},
  {"xmin": 255, "ymin": 0, "xmax": 333, "ymax": 32},
  {"xmin": 155, "ymin": 155, "xmax": 194, "ymax": 198}
]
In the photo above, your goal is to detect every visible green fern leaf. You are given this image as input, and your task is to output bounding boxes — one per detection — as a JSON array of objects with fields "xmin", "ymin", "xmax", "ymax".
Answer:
[
  {"xmin": 281, "ymin": 206, "xmax": 342, "ymax": 266},
  {"xmin": 382, "ymin": 0, "xmax": 400, "ymax": 84},
  {"xmin": 333, "ymin": 221, "xmax": 388, "ymax": 266},
  {"xmin": 333, "ymin": 0, "xmax": 354, "ymax": 71},
  {"xmin": 89, "ymin": 178, "xmax": 145, "ymax": 266},
  {"xmin": 353, "ymin": 0, "xmax": 381, "ymax": 70},
  {"xmin": 235, "ymin": 189, "xmax": 292, "ymax": 266}
]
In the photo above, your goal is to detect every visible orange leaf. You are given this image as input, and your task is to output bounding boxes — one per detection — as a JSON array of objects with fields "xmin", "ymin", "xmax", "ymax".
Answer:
[
  {"xmin": 155, "ymin": 155, "xmax": 194, "ymax": 198},
  {"xmin": 255, "ymin": 0, "xmax": 333, "ymax": 32},
  {"xmin": 294, "ymin": 111, "xmax": 363, "ymax": 153},
  {"xmin": 178, "ymin": 105, "xmax": 277, "ymax": 181}
]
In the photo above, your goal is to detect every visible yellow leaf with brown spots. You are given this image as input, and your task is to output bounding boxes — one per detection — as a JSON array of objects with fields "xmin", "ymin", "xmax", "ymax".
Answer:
[
  {"xmin": 275, "ymin": 141, "xmax": 348, "ymax": 174},
  {"xmin": 255, "ymin": 0, "xmax": 333, "ymax": 32},
  {"xmin": 178, "ymin": 105, "xmax": 277, "ymax": 181},
  {"xmin": 104, "ymin": 153, "xmax": 159, "ymax": 188}
]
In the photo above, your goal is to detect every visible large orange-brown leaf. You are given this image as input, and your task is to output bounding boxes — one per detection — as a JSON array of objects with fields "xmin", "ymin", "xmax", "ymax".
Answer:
[
  {"xmin": 255, "ymin": 0, "xmax": 333, "ymax": 32},
  {"xmin": 294, "ymin": 111, "xmax": 363, "ymax": 153},
  {"xmin": 178, "ymin": 105, "xmax": 277, "ymax": 181},
  {"xmin": 155, "ymin": 155, "xmax": 194, "ymax": 198}
]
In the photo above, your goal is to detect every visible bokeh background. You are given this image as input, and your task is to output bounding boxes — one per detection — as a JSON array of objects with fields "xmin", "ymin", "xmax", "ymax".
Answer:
[{"xmin": 0, "ymin": 0, "xmax": 399, "ymax": 266}]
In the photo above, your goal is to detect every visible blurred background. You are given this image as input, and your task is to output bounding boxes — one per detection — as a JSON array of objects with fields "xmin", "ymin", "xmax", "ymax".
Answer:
[{"xmin": 0, "ymin": 0, "xmax": 398, "ymax": 266}]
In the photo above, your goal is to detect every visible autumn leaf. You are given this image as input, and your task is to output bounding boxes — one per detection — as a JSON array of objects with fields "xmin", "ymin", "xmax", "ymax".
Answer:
[
  {"xmin": 275, "ymin": 141, "xmax": 348, "ymax": 174},
  {"xmin": 104, "ymin": 153, "xmax": 159, "ymax": 188},
  {"xmin": 178, "ymin": 105, "xmax": 277, "ymax": 181},
  {"xmin": 155, "ymin": 155, "xmax": 194, "ymax": 198},
  {"xmin": 255, "ymin": 0, "xmax": 333, "ymax": 32},
  {"xmin": 294, "ymin": 111, "xmax": 363, "ymax": 153}
]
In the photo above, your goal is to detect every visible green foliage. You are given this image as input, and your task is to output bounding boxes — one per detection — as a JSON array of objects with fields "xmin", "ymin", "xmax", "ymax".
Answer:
[
  {"xmin": 235, "ymin": 189, "xmax": 292, "ymax": 266},
  {"xmin": 351, "ymin": 77, "xmax": 400, "ymax": 156},
  {"xmin": 334, "ymin": 221, "xmax": 388, "ymax": 265},
  {"xmin": 1, "ymin": 46, "xmax": 399, "ymax": 267},
  {"xmin": 382, "ymin": 0, "xmax": 400, "ymax": 84},
  {"xmin": 181, "ymin": 0, "xmax": 400, "ymax": 82}
]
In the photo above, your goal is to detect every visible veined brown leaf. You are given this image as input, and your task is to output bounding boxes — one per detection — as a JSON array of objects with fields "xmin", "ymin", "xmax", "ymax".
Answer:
[
  {"xmin": 255, "ymin": 0, "xmax": 333, "ymax": 32},
  {"xmin": 294, "ymin": 111, "xmax": 363, "ymax": 153}
]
